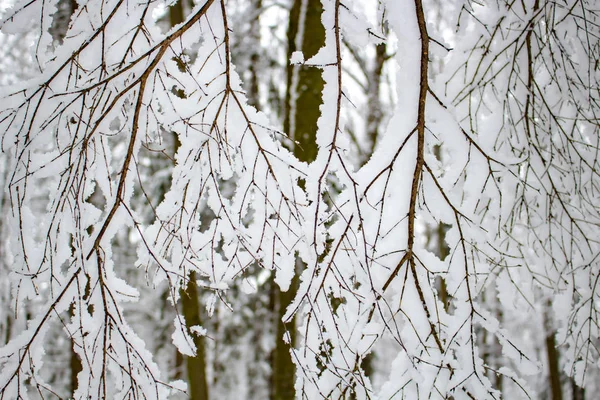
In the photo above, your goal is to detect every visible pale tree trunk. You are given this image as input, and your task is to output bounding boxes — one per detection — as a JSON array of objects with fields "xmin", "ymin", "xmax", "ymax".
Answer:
[
  {"xmin": 49, "ymin": 0, "xmax": 77, "ymax": 44},
  {"xmin": 69, "ymin": 305, "xmax": 83, "ymax": 395},
  {"xmin": 48, "ymin": 1, "xmax": 83, "ymax": 396},
  {"xmin": 364, "ymin": 41, "xmax": 387, "ymax": 161},
  {"xmin": 522, "ymin": 0, "xmax": 562, "ymax": 396},
  {"xmin": 271, "ymin": 1, "xmax": 325, "ymax": 399},
  {"xmin": 241, "ymin": 2, "xmax": 267, "ymax": 394},
  {"xmin": 1, "ymin": 163, "xmax": 11, "ymax": 346},
  {"xmin": 359, "ymin": 38, "xmax": 388, "ymax": 380},
  {"xmin": 245, "ymin": 0, "xmax": 262, "ymax": 110},
  {"xmin": 427, "ymin": 145, "xmax": 450, "ymax": 311}
]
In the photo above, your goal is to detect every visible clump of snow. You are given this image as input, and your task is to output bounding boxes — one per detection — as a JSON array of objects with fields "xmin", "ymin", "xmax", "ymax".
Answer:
[
  {"xmin": 190, "ymin": 325, "xmax": 207, "ymax": 337},
  {"xmin": 290, "ymin": 50, "xmax": 304, "ymax": 64}
]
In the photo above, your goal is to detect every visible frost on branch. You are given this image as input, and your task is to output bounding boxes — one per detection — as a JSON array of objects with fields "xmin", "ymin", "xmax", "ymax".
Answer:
[
  {"xmin": 0, "ymin": 0, "xmax": 304, "ymax": 397},
  {"xmin": 445, "ymin": 0, "xmax": 600, "ymax": 391},
  {"xmin": 0, "ymin": 0, "xmax": 598, "ymax": 397},
  {"xmin": 284, "ymin": 0, "xmax": 533, "ymax": 398}
]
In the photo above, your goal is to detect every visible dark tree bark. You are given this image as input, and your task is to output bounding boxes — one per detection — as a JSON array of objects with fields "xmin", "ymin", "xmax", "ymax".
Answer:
[
  {"xmin": 181, "ymin": 271, "xmax": 210, "ymax": 400},
  {"xmin": 170, "ymin": 3, "xmax": 209, "ymax": 398},
  {"xmin": 271, "ymin": 1, "xmax": 325, "ymax": 399},
  {"xmin": 544, "ymin": 307, "xmax": 563, "ymax": 400}
]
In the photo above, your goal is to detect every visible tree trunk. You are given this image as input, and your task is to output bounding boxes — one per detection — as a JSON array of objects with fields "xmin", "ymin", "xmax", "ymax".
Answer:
[
  {"xmin": 272, "ymin": 1, "xmax": 325, "ymax": 399},
  {"xmin": 170, "ymin": 3, "xmax": 209, "ymax": 398},
  {"xmin": 69, "ymin": 304, "xmax": 83, "ymax": 395},
  {"xmin": 364, "ymin": 40, "xmax": 387, "ymax": 162},
  {"xmin": 283, "ymin": 0, "xmax": 325, "ymax": 163},
  {"xmin": 49, "ymin": 0, "xmax": 78, "ymax": 44},
  {"xmin": 181, "ymin": 271, "xmax": 210, "ymax": 400},
  {"xmin": 544, "ymin": 306, "xmax": 563, "ymax": 400},
  {"xmin": 570, "ymin": 377, "xmax": 585, "ymax": 400},
  {"xmin": 245, "ymin": 0, "xmax": 262, "ymax": 110},
  {"xmin": 48, "ymin": 2, "xmax": 83, "ymax": 396}
]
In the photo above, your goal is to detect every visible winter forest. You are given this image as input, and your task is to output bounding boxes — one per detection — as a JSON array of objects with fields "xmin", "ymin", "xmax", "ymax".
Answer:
[{"xmin": 0, "ymin": 0, "xmax": 598, "ymax": 398}]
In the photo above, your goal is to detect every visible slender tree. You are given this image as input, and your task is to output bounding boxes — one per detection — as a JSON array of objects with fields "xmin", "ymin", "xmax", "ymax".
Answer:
[
  {"xmin": 0, "ymin": 0, "xmax": 598, "ymax": 399},
  {"xmin": 272, "ymin": 1, "xmax": 325, "ymax": 398}
]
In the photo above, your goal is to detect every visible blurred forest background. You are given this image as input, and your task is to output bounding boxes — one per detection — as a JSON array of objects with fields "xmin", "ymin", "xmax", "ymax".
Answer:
[{"xmin": 0, "ymin": 0, "xmax": 598, "ymax": 399}]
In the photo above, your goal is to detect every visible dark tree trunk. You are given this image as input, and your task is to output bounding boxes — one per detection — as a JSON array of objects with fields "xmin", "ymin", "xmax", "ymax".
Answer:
[
  {"xmin": 272, "ymin": 1, "xmax": 325, "ymax": 399},
  {"xmin": 181, "ymin": 271, "xmax": 210, "ymax": 400}
]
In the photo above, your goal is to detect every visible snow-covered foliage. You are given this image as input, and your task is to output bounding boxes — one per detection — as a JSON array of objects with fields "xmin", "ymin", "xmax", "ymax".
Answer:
[
  {"xmin": 0, "ymin": 0, "xmax": 598, "ymax": 398},
  {"xmin": 444, "ymin": 0, "xmax": 600, "ymax": 393}
]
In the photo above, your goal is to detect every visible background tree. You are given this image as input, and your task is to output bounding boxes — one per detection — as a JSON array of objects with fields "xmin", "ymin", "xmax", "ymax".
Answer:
[
  {"xmin": 445, "ymin": 0, "xmax": 600, "ymax": 397},
  {"xmin": 0, "ymin": 0, "xmax": 598, "ymax": 399},
  {"xmin": 272, "ymin": 0, "xmax": 325, "ymax": 398}
]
